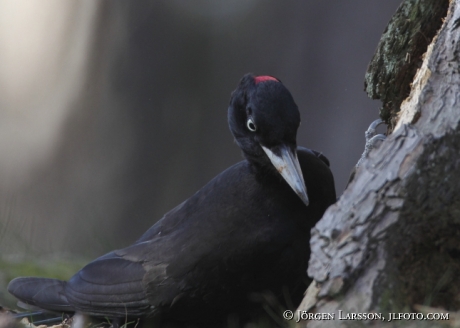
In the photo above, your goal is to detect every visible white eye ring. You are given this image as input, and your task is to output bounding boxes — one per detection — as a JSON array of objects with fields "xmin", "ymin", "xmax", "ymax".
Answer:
[{"xmin": 247, "ymin": 118, "xmax": 257, "ymax": 132}]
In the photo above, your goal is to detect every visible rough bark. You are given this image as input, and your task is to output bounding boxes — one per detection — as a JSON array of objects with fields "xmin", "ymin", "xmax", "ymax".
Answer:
[
  {"xmin": 297, "ymin": 0, "xmax": 460, "ymax": 327},
  {"xmin": 365, "ymin": 0, "xmax": 449, "ymax": 132}
]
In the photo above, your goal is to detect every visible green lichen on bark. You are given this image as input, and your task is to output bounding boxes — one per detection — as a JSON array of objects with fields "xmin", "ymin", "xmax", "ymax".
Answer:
[{"xmin": 364, "ymin": 0, "xmax": 449, "ymax": 131}]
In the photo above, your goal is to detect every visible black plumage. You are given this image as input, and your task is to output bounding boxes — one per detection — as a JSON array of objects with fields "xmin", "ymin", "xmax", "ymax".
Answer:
[{"xmin": 8, "ymin": 74, "xmax": 336, "ymax": 326}]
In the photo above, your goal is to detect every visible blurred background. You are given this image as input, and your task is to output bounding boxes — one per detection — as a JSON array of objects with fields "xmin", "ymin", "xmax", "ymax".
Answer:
[{"xmin": 0, "ymin": 0, "xmax": 401, "ymax": 307}]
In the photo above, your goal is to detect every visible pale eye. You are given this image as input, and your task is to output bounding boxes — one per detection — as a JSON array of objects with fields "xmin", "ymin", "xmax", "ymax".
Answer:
[{"xmin": 247, "ymin": 118, "xmax": 257, "ymax": 132}]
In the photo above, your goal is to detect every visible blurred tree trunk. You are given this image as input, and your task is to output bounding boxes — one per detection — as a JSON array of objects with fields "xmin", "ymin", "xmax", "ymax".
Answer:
[{"xmin": 297, "ymin": 0, "xmax": 460, "ymax": 327}]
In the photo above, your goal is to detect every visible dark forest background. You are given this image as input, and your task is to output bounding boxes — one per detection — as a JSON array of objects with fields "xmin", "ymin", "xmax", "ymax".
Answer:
[{"xmin": 0, "ymin": 0, "xmax": 400, "ymax": 278}]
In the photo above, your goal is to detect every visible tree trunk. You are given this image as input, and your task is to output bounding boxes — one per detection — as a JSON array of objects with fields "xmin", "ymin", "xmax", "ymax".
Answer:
[{"xmin": 296, "ymin": 0, "xmax": 460, "ymax": 327}]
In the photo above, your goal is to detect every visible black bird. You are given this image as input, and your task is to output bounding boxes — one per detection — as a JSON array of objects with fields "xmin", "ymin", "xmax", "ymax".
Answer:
[{"xmin": 8, "ymin": 74, "xmax": 336, "ymax": 326}]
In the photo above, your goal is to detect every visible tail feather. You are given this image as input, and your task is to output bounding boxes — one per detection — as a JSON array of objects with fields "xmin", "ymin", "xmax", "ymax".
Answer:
[{"xmin": 7, "ymin": 277, "xmax": 73, "ymax": 313}]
